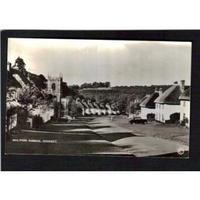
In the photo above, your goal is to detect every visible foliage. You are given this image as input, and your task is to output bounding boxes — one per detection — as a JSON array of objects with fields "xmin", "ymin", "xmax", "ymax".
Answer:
[
  {"xmin": 180, "ymin": 117, "xmax": 189, "ymax": 126},
  {"xmin": 32, "ymin": 115, "xmax": 44, "ymax": 129},
  {"xmin": 8, "ymin": 58, "xmax": 48, "ymax": 91},
  {"xmin": 17, "ymin": 108, "xmax": 29, "ymax": 129},
  {"xmin": 6, "ymin": 106, "xmax": 18, "ymax": 138},
  {"xmin": 69, "ymin": 85, "xmax": 80, "ymax": 90},
  {"xmin": 79, "ymin": 85, "xmax": 170, "ymax": 114},
  {"xmin": 28, "ymin": 72, "xmax": 47, "ymax": 89},
  {"xmin": 62, "ymin": 82, "xmax": 75, "ymax": 97},
  {"xmin": 68, "ymin": 99, "xmax": 77, "ymax": 118},
  {"xmin": 80, "ymin": 81, "xmax": 110, "ymax": 89},
  {"xmin": 14, "ymin": 57, "xmax": 26, "ymax": 71},
  {"xmin": 7, "ymin": 70, "xmax": 22, "ymax": 88},
  {"xmin": 9, "ymin": 68, "xmax": 30, "ymax": 85}
]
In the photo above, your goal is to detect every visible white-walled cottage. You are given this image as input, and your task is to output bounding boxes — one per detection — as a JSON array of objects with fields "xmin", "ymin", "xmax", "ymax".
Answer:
[
  {"xmin": 179, "ymin": 87, "xmax": 190, "ymax": 128},
  {"xmin": 140, "ymin": 89, "xmax": 160, "ymax": 120},
  {"xmin": 154, "ymin": 81, "xmax": 186, "ymax": 123}
]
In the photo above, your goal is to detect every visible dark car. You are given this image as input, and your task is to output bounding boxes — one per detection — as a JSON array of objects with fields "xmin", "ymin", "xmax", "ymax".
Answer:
[{"xmin": 129, "ymin": 117, "xmax": 147, "ymax": 124}]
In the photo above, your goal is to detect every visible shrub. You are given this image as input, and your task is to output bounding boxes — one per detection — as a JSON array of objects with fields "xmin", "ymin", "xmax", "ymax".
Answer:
[
  {"xmin": 181, "ymin": 117, "xmax": 189, "ymax": 126},
  {"xmin": 32, "ymin": 115, "xmax": 44, "ymax": 129}
]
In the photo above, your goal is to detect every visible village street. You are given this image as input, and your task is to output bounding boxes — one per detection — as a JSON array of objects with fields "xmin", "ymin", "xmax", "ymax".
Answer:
[{"xmin": 6, "ymin": 115, "xmax": 189, "ymax": 157}]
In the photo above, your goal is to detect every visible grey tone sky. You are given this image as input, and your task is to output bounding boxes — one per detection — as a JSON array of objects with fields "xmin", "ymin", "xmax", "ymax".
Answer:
[{"xmin": 8, "ymin": 38, "xmax": 191, "ymax": 86}]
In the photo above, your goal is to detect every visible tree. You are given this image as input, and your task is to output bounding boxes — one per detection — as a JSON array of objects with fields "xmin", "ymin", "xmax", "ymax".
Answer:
[
  {"xmin": 38, "ymin": 74, "xmax": 47, "ymax": 82},
  {"xmin": 6, "ymin": 105, "xmax": 18, "ymax": 140},
  {"xmin": 14, "ymin": 57, "xmax": 28, "ymax": 77},
  {"xmin": 6, "ymin": 89, "xmax": 21, "ymax": 139},
  {"xmin": 80, "ymin": 81, "xmax": 111, "ymax": 89},
  {"xmin": 69, "ymin": 85, "xmax": 80, "ymax": 90},
  {"xmin": 105, "ymin": 82, "xmax": 110, "ymax": 88},
  {"xmin": 15, "ymin": 57, "xmax": 25, "ymax": 69},
  {"xmin": 69, "ymin": 99, "xmax": 77, "ymax": 118},
  {"xmin": 117, "ymin": 94, "xmax": 128, "ymax": 114},
  {"xmin": 32, "ymin": 115, "xmax": 44, "ymax": 129},
  {"xmin": 92, "ymin": 82, "xmax": 99, "ymax": 88},
  {"xmin": 17, "ymin": 107, "xmax": 29, "ymax": 130},
  {"xmin": 14, "ymin": 57, "xmax": 26, "ymax": 71}
]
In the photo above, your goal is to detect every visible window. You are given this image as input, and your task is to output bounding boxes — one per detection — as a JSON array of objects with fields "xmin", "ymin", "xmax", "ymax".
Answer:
[{"xmin": 52, "ymin": 83, "xmax": 56, "ymax": 90}]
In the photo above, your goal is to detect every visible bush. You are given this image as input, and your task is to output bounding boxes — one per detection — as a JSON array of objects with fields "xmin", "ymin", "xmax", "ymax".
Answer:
[
  {"xmin": 17, "ymin": 108, "xmax": 29, "ymax": 129},
  {"xmin": 180, "ymin": 117, "xmax": 189, "ymax": 126},
  {"xmin": 77, "ymin": 107, "xmax": 83, "ymax": 116},
  {"xmin": 32, "ymin": 115, "xmax": 44, "ymax": 129}
]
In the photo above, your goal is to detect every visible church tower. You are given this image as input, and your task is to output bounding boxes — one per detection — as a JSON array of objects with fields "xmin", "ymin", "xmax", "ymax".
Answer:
[{"xmin": 47, "ymin": 74, "xmax": 63, "ymax": 101}]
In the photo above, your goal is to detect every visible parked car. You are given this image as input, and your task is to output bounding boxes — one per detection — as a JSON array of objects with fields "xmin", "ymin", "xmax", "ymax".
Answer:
[{"xmin": 129, "ymin": 117, "xmax": 147, "ymax": 124}]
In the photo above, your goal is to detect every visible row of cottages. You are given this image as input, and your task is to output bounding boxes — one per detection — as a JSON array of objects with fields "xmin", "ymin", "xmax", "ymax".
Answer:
[
  {"xmin": 140, "ymin": 80, "xmax": 190, "ymax": 127},
  {"xmin": 75, "ymin": 98, "xmax": 120, "ymax": 116},
  {"xmin": 61, "ymin": 96, "xmax": 120, "ymax": 117}
]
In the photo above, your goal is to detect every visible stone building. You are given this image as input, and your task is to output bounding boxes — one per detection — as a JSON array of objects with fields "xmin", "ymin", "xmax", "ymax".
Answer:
[{"xmin": 47, "ymin": 75, "xmax": 63, "ymax": 101}]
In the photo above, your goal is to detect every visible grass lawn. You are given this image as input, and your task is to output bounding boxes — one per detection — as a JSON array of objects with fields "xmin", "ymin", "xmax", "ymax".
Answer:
[
  {"xmin": 110, "ymin": 116, "xmax": 189, "ymax": 145},
  {"xmin": 5, "ymin": 115, "xmax": 189, "ymax": 157}
]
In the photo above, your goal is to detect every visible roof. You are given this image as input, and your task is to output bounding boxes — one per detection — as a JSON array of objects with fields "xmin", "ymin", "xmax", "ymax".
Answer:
[
  {"xmin": 179, "ymin": 87, "xmax": 190, "ymax": 101},
  {"xmin": 140, "ymin": 92, "xmax": 159, "ymax": 108},
  {"xmin": 139, "ymin": 95, "xmax": 150, "ymax": 102},
  {"xmin": 8, "ymin": 69, "xmax": 48, "ymax": 90},
  {"xmin": 139, "ymin": 95, "xmax": 150, "ymax": 106},
  {"xmin": 7, "ymin": 70, "xmax": 22, "ymax": 88},
  {"xmin": 154, "ymin": 85, "xmax": 181, "ymax": 105}
]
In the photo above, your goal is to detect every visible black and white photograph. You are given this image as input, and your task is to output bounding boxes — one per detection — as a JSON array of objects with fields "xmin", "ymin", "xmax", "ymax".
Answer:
[
  {"xmin": 5, "ymin": 38, "xmax": 191, "ymax": 157},
  {"xmin": 2, "ymin": 0, "xmax": 200, "ymax": 199}
]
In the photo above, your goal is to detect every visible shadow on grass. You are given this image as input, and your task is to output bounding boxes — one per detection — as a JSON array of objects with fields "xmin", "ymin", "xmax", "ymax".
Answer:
[
  {"xmin": 5, "ymin": 140, "xmax": 126, "ymax": 155},
  {"xmin": 89, "ymin": 125, "xmax": 111, "ymax": 129},
  {"xmin": 147, "ymin": 151, "xmax": 189, "ymax": 158},
  {"xmin": 97, "ymin": 132, "xmax": 137, "ymax": 142}
]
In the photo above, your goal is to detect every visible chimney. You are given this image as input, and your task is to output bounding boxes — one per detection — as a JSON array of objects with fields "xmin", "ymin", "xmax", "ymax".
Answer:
[
  {"xmin": 180, "ymin": 80, "xmax": 185, "ymax": 94},
  {"xmin": 154, "ymin": 87, "xmax": 158, "ymax": 93},
  {"xmin": 173, "ymin": 81, "xmax": 178, "ymax": 85},
  {"xmin": 7, "ymin": 62, "xmax": 11, "ymax": 71},
  {"xmin": 158, "ymin": 88, "xmax": 163, "ymax": 96}
]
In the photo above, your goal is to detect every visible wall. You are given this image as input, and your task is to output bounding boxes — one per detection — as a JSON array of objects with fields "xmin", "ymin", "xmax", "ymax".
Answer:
[
  {"xmin": 31, "ymin": 107, "xmax": 54, "ymax": 123},
  {"xmin": 8, "ymin": 113, "xmax": 17, "ymax": 130},
  {"xmin": 140, "ymin": 107, "xmax": 156, "ymax": 119},
  {"xmin": 180, "ymin": 100, "xmax": 190, "ymax": 127},
  {"xmin": 155, "ymin": 103, "xmax": 181, "ymax": 123},
  {"xmin": 47, "ymin": 76, "xmax": 62, "ymax": 101}
]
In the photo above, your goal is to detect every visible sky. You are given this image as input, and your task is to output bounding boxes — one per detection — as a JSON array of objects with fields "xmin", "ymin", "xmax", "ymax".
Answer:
[{"xmin": 8, "ymin": 38, "xmax": 192, "ymax": 86}]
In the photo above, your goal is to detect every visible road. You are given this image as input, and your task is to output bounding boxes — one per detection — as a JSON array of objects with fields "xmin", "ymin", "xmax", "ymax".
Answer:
[{"xmin": 6, "ymin": 116, "xmax": 189, "ymax": 157}]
